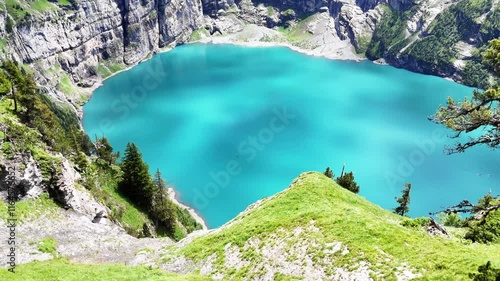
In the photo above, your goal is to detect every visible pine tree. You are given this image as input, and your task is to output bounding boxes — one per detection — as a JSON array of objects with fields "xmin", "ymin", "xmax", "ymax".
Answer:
[
  {"xmin": 151, "ymin": 195, "xmax": 177, "ymax": 233},
  {"xmin": 393, "ymin": 183, "xmax": 412, "ymax": 216},
  {"xmin": 324, "ymin": 167, "xmax": 334, "ymax": 179},
  {"xmin": 118, "ymin": 143, "xmax": 155, "ymax": 208},
  {"xmin": 336, "ymin": 171, "xmax": 360, "ymax": 193},
  {"xmin": 151, "ymin": 168, "xmax": 177, "ymax": 233},
  {"xmin": 431, "ymin": 39, "xmax": 500, "ymax": 153},
  {"xmin": 153, "ymin": 168, "xmax": 166, "ymax": 194},
  {"xmin": 95, "ymin": 136, "xmax": 116, "ymax": 165}
]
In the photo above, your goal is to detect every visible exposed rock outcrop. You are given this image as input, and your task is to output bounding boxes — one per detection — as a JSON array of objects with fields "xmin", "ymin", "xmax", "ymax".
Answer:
[
  {"xmin": 0, "ymin": 208, "xmax": 174, "ymax": 267},
  {"xmin": 0, "ymin": 151, "xmax": 108, "ymax": 220},
  {"xmin": 0, "ymin": 153, "xmax": 38, "ymax": 200},
  {"xmin": 48, "ymin": 157, "xmax": 109, "ymax": 219}
]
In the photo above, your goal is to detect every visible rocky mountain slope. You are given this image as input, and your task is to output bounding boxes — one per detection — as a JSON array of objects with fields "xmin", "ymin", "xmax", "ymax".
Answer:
[{"xmin": 1, "ymin": 172, "xmax": 499, "ymax": 280}]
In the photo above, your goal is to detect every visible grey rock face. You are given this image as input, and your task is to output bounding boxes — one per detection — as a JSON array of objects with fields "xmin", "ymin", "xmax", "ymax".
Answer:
[
  {"xmin": 7, "ymin": 0, "xmax": 203, "ymax": 91},
  {"xmin": 0, "ymin": 208, "xmax": 173, "ymax": 266},
  {"xmin": 0, "ymin": 151, "xmax": 107, "ymax": 220},
  {"xmin": 158, "ymin": 0, "xmax": 204, "ymax": 46},
  {"xmin": 120, "ymin": 0, "xmax": 160, "ymax": 64},
  {"xmin": 202, "ymin": 0, "xmax": 386, "ymax": 17},
  {"xmin": 0, "ymin": 154, "xmax": 34, "ymax": 200},
  {"xmin": 49, "ymin": 157, "xmax": 109, "ymax": 219}
]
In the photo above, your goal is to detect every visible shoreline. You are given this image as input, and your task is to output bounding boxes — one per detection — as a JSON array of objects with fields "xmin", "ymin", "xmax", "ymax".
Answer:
[
  {"xmin": 81, "ymin": 31, "xmax": 445, "ymax": 232},
  {"xmin": 81, "ymin": 37, "xmax": 365, "ymax": 233},
  {"xmin": 196, "ymin": 34, "xmax": 365, "ymax": 62},
  {"xmin": 167, "ymin": 186, "xmax": 209, "ymax": 231},
  {"xmin": 200, "ymin": 40, "xmax": 365, "ymax": 61},
  {"xmin": 80, "ymin": 37, "xmax": 379, "ymax": 232}
]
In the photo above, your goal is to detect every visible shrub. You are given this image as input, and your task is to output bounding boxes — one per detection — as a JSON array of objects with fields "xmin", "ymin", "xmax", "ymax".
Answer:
[
  {"xmin": 437, "ymin": 212, "xmax": 464, "ymax": 227},
  {"xmin": 175, "ymin": 205, "xmax": 202, "ymax": 233},
  {"xmin": 465, "ymin": 209, "xmax": 500, "ymax": 244},
  {"xmin": 323, "ymin": 167, "xmax": 334, "ymax": 179},
  {"xmin": 5, "ymin": 17, "xmax": 14, "ymax": 33},
  {"xmin": 469, "ymin": 261, "xmax": 500, "ymax": 280},
  {"xmin": 401, "ymin": 217, "xmax": 431, "ymax": 228},
  {"xmin": 335, "ymin": 172, "xmax": 360, "ymax": 193}
]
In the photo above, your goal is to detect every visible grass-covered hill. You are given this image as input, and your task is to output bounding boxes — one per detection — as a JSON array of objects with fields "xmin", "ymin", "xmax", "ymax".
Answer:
[
  {"xmin": 169, "ymin": 172, "xmax": 500, "ymax": 280},
  {"xmin": 1, "ymin": 172, "xmax": 499, "ymax": 280}
]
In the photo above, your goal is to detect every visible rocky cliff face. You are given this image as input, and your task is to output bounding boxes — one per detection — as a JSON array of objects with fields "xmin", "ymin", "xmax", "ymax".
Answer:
[
  {"xmin": 1, "ymin": 0, "xmax": 202, "ymax": 106},
  {"xmin": 201, "ymin": 0, "xmax": 497, "ymax": 87},
  {"xmin": 1, "ymin": 0, "xmax": 496, "ymax": 100}
]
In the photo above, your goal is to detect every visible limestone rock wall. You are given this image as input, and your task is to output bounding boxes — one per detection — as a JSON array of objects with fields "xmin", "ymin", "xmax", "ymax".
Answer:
[{"xmin": 4, "ymin": 0, "xmax": 203, "ymax": 88}]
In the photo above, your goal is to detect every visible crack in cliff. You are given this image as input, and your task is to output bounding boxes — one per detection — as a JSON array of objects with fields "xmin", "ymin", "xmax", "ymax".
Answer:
[{"xmin": 114, "ymin": 0, "xmax": 129, "ymax": 57}]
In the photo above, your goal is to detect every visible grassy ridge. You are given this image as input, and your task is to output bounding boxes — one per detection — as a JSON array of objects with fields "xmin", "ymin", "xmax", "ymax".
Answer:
[{"xmin": 178, "ymin": 172, "xmax": 500, "ymax": 280}]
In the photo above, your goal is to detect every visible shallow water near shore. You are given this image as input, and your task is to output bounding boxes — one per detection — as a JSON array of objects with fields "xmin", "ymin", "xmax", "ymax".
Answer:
[{"xmin": 83, "ymin": 44, "xmax": 500, "ymax": 228}]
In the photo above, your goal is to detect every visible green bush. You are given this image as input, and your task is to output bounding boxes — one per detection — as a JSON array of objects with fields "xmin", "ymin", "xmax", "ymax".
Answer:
[
  {"xmin": 0, "ymin": 70, "xmax": 12, "ymax": 94},
  {"xmin": 437, "ymin": 212, "xmax": 464, "ymax": 227},
  {"xmin": 176, "ymin": 205, "xmax": 202, "ymax": 233},
  {"xmin": 5, "ymin": 17, "xmax": 13, "ymax": 33},
  {"xmin": 401, "ymin": 217, "xmax": 431, "ymax": 228},
  {"xmin": 461, "ymin": 60, "xmax": 491, "ymax": 89},
  {"xmin": 469, "ymin": 261, "xmax": 500, "ymax": 280},
  {"xmin": 465, "ymin": 210, "xmax": 500, "ymax": 244}
]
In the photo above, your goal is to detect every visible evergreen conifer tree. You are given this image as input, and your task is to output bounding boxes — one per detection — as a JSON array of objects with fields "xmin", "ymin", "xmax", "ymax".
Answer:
[
  {"xmin": 118, "ymin": 143, "xmax": 155, "ymax": 208},
  {"xmin": 324, "ymin": 167, "xmax": 334, "ymax": 179},
  {"xmin": 336, "ymin": 172, "xmax": 360, "ymax": 193},
  {"xmin": 393, "ymin": 183, "xmax": 412, "ymax": 216}
]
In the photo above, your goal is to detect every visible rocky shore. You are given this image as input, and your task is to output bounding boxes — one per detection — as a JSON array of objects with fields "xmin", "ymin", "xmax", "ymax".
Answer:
[{"xmin": 167, "ymin": 187, "xmax": 209, "ymax": 231}]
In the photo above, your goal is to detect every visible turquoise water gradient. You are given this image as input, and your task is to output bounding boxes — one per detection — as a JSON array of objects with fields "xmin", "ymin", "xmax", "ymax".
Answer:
[{"xmin": 83, "ymin": 44, "xmax": 500, "ymax": 228}]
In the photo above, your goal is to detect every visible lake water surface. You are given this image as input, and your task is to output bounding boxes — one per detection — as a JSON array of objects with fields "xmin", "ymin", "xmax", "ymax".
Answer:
[{"xmin": 83, "ymin": 44, "xmax": 500, "ymax": 228}]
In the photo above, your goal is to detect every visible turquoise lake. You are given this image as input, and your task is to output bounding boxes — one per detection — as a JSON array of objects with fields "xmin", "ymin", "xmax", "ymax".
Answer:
[{"xmin": 83, "ymin": 44, "xmax": 500, "ymax": 228}]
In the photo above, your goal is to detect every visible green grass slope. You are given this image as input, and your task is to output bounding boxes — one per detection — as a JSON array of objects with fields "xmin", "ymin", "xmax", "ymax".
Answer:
[
  {"xmin": 0, "ymin": 259, "xmax": 210, "ymax": 281},
  {"xmin": 176, "ymin": 172, "xmax": 500, "ymax": 280}
]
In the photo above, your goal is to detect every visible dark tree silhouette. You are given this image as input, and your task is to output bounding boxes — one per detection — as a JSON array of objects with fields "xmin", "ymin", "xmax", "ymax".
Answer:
[
  {"xmin": 469, "ymin": 261, "xmax": 500, "ymax": 281},
  {"xmin": 336, "ymin": 171, "xmax": 360, "ymax": 193},
  {"xmin": 95, "ymin": 136, "xmax": 118, "ymax": 165},
  {"xmin": 393, "ymin": 183, "xmax": 412, "ymax": 216},
  {"xmin": 324, "ymin": 167, "xmax": 334, "ymax": 179},
  {"xmin": 118, "ymin": 143, "xmax": 155, "ymax": 208},
  {"xmin": 150, "ymin": 168, "xmax": 177, "ymax": 233}
]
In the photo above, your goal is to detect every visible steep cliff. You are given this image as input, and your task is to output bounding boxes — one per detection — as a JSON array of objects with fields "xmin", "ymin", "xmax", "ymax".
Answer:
[
  {"xmin": 1, "ymin": 0, "xmax": 497, "ymax": 101},
  {"xmin": 0, "ymin": 0, "xmax": 202, "ymax": 110}
]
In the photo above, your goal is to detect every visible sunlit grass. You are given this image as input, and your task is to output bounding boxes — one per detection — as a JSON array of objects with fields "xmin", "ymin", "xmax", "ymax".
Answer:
[
  {"xmin": 0, "ymin": 258, "xmax": 210, "ymax": 281},
  {"xmin": 179, "ymin": 172, "xmax": 500, "ymax": 279}
]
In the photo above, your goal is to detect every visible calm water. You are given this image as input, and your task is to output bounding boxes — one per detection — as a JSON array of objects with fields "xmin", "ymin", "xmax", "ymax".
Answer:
[{"xmin": 83, "ymin": 44, "xmax": 500, "ymax": 228}]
